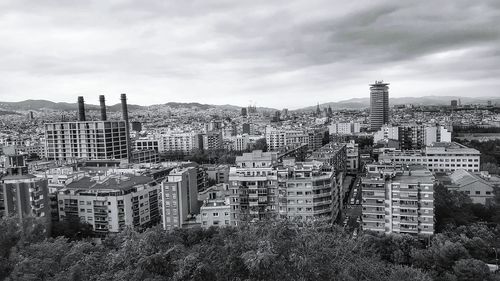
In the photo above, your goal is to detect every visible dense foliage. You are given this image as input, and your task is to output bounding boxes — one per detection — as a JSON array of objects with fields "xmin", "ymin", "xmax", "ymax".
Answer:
[
  {"xmin": 453, "ymin": 139, "xmax": 500, "ymax": 174},
  {"xmin": 1, "ymin": 218, "xmax": 432, "ymax": 281}
]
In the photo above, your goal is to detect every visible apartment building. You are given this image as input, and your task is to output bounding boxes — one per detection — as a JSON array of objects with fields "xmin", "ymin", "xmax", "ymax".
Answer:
[
  {"xmin": 0, "ymin": 154, "xmax": 51, "ymax": 230},
  {"xmin": 328, "ymin": 122, "xmax": 361, "ymax": 135},
  {"xmin": 158, "ymin": 132, "xmax": 201, "ymax": 154},
  {"xmin": 361, "ymin": 164, "xmax": 435, "ymax": 236},
  {"xmin": 379, "ymin": 142, "xmax": 480, "ymax": 173},
  {"xmin": 57, "ymin": 172, "xmax": 162, "ymax": 236},
  {"xmin": 161, "ymin": 167, "xmax": 199, "ymax": 230},
  {"xmin": 198, "ymin": 184, "xmax": 231, "ymax": 228},
  {"xmin": 346, "ymin": 141, "xmax": 360, "ymax": 174},
  {"xmin": 229, "ymin": 150, "xmax": 279, "ymax": 225},
  {"xmin": 374, "ymin": 124, "xmax": 452, "ymax": 150},
  {"xmin": 265, "ymin": 127, "xmax": 309, "ymax": 152},
  {"xmin": 276, "ymin": 160, "xmax": 340, "ymax": 222},
  {"xmin": 202, "ymin": 131, "xmax": 223, "ymax": 151}
]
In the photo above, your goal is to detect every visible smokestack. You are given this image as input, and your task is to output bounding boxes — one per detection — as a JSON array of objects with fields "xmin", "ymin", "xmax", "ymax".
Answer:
[
  {"xmin": 77, "ymin": 96, "xmax": 86, "ymax": 121},
  {"xmin": 121, "ymin": 93, "xmax": 132, "ymax": 162},
  {"xmin": 99, "ymin": 95, "xmax": 107, "ymax": 121}
]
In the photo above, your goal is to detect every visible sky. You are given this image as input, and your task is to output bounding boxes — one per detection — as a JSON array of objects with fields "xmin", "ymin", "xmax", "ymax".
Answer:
[{"xmin": 0, "ymin": 0, "xmax": 499, "ymax": 109}]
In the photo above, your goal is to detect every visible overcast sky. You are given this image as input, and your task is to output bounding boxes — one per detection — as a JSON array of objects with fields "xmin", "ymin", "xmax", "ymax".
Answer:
[{"xmin": 0, "ymin": 0, "xmax": 499, "ymax": 109}]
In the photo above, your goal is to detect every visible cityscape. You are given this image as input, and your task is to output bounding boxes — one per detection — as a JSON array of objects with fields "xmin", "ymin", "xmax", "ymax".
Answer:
[{"xmin": 1, "ymin": 1, "xmax": 500, "ymax": 281}]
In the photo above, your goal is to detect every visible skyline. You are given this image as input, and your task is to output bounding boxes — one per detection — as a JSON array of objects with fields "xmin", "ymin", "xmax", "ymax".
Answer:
[{"xmin": 1, "ymin": 1, "xmax": 499, "ymax": 108}]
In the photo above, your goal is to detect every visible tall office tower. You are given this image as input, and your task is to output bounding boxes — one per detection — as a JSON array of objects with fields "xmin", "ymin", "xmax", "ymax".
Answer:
[
  {"xmin": 161, "ymin": 167, "xmax": 199, "ymax": 230},
  {"xmin": 361, "ymin": 164, "xmax": 434, "ymax": 236},
  {"xmin": 276, "ymin": 160, "xmax": 340, "ymax": 223},
  {"xmin": 44, "ymin": 95, "xmax": 130, "ymax": 161},
  {"xmin": 450, "ymin": 100, "xmax": 458, "ymax": 108},
  {"xmin": 370, "ymin": 81, "xmax": 389, "ymax": 131},
  {"xmin": 0, "ymin": 149, "xmax": 51, "ymax": 230},
  {"xmin": 229, "ymin": 151, "xmax": 279, "ymax": 225}
]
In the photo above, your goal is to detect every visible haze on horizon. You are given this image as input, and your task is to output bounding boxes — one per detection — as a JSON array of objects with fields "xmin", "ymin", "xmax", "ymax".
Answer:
[{"xmin": 0, "ymin": 0, "xmax": 499, "ymax": 109}]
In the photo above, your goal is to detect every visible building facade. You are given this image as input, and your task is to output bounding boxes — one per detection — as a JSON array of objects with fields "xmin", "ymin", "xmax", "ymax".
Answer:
[
  {"xmin": 45, "ymin": 121, "xmax": 129, "ymax": 161},
  {"xmin": 362, "ymin": 164, "xmax": 435, "ymax": 236},
  {"xmin": 370, "ymin": 81, "xmax": 390, "ymax": 131}
]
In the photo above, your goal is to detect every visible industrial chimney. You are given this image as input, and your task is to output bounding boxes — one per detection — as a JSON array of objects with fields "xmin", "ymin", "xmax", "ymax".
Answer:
[
  {"xmin": 121, "ymin": 93, "xmax": 132, "ymax": 162},
  {"xmin": 99, "ymin": 95, "xmax": 107, "ymax": 121},
  {"xmin": 77, "ymin": 96, "xmax": 86, "ymax": 121}
]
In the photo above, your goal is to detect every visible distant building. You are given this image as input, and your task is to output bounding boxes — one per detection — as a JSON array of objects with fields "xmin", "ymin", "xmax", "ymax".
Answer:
[
  {"xmin": 374, "ymin": 124, "xmax": 452, "ymax": 149},
  {"xmin": 131, "ymin": 121, "xmax": 142, "ymax": 132},
  {"xmin": 241, "ymin": 107, "xmax": 248, "ymax": 117},
  {"xmin": 329, "ymin": 122, "xmax": 361, "ymax": 135},
  {"xmin": 202, "ymin": 131, "xmax": 223, "ymax": 151},
  {"xmin": 135, "ymin": 139, "xmax": 160, "ymax": 152},
  {"xmin": 158, "ymin": 131, "xmax": 200, "ymax": 154},
  {"xmin": 45, "ymin": 121, "xmax": 129, "ymax": 161},
  {"xmin": 265, "ymin": 127, "xmax": 309, "ymax": 151},
  {"xmin": 451, "ymin": 100, "xmax": 458, "ymax": 108},
  {"xmin": 362, "ymin": 164, "xmax": 435, "ymax": 236},
  {"xmin": 370, "ymin": 81, "xmax": 390, "ymax": 131},
  {"xmin": 205, "ymin": 165, "xmax": 230, "ymax": 184},
  {"xmin": 379, "ymin": 142, "xmax": 480, "ymax": 173}
]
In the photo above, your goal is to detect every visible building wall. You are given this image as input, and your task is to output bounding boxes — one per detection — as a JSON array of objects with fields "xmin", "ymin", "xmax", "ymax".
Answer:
[{"xmin": 45, "ymin": 121, "xmax": 128, "ymax": 161}]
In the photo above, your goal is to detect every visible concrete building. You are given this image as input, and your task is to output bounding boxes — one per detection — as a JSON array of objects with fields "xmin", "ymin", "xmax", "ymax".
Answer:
[
  {"xmin": 134, "ymin": 139, "xmax": 160, "ymax": 152},
  {"xmin": 45, "ymin": 121, "xmax": 129, "ymax": 161},
  {"xmin": 276, "ymin": 160, "xmax": 340, "ymax": 222},
  {"xmin": 205, "ymin": 165, "xmax": 230, "ymax": 184},
  {"xmin": 158, "ymin": 132, "xmax": 200, "ymax": 154},
  {"xmin": 198, "ymin": 184, "xmax": 231, "ymax": 228},
  {"xmin": 362, "ymin": 164, "xmax": 435, "ymax": 236},
  {"xmin": 201, "ymin": 131, "xmax": 223, "ymax": 151},
  {"xmin": 346, "ymin": 141, "xmax": 360, "ymax": 174},
  {"xmin": 379, "ymin": 142, "xmax": 480, "ymax": 173},
  {"xmin": 329, "ymin": 122, "xmax": 361, "ymax": 135},
  {"xmin": 265, "ymin": 127, "xmax": 309, "ymax": 152},
  {"xmin": 370, "ymin": 81, "xmax": 390, "ymax": 131},
  {"xmin": 0, "ymin": 153, "xmax": 51, "ymax": 230},
  {"xmin": 374, "ymin": 124, "xmax": 452, "ymax": 150},
  {"xmin": 229, "ymin": 151, "xmax": 279, "ymax": 225},
  {"xmin": 161, "ymin": 167, "xmax": 199, "ymax": 230},
  {"xmin": 45, "ymin": 95, "xmax": 132, "ymax": 162},
  {"xmin": 57, "ymin": 171, "xmax": 162, "ymax": 236},
  {"xmin": 449, "ymin": 169, "xmax": 496, "ymax": 205}
]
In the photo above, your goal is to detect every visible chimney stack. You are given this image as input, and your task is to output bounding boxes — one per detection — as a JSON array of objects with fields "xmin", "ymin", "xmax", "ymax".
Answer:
[
  {"xmin": 99, "ymin": 95, "xmax": 107, "ymax": 121},
  {"xmin": 120, "ymin": 93, "xmax": 132, "ymax": 162},
  {"xmin": 77, "ymin": 96, "xmax": 86, "ymax": 121}
]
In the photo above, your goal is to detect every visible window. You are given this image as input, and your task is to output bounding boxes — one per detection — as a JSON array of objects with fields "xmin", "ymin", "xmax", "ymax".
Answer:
[
  {"xmin": 213, "ymin": 212, "xmax": 219, "ymax": 217},
  {"xmin": 475, "ymin": 191, "xmax": 480, "ymax": 195},
  {"xmin": 202, "ymin": 213, "xmax": 207, "ymax": 217}
]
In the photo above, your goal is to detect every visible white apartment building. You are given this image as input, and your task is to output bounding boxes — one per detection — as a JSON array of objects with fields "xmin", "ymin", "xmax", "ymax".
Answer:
[
  {"xmin": 157, "ymin": 132, "xmax": 200, "ymax": 154},
  {"xmin": 265, "ymin": 127, "xmax": 309, "ymax": 151},
  {"xmin": 362, "ymin": 164, "xmax": 435, "ymax": 236},
  {"xmin": 379, "ymin": 142, "xmax": 480, "ymax": 173},
  {"xmin": 328, "ymin": 122, "xmax": 360, "ymax": 135}
]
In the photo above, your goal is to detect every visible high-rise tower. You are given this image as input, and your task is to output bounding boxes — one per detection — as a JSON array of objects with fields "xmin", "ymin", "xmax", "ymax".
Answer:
[{"xmin": 370, "ymin": 81, "xmax": 389, "ymax": 131}]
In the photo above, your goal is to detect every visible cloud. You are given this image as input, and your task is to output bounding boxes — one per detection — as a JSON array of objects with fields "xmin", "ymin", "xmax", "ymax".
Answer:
[{"xmin": 0, "ymin": 0, "xmax": 499, "ymax": 108}]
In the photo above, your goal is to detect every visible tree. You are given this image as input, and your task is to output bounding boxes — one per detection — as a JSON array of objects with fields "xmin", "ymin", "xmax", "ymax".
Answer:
[{"xmin": 452, "ymin": 258, "xmax": 493, "ymax": 281}]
